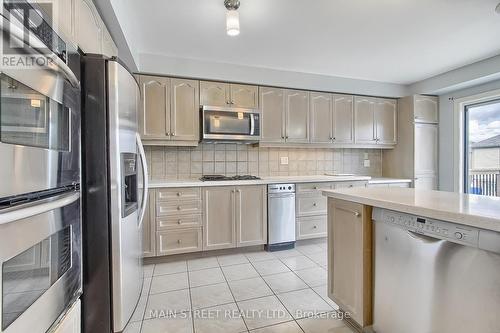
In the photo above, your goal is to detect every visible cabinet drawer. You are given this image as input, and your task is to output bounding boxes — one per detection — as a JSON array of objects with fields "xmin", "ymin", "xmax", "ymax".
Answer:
[
  {"xmin": 156, "ymin": 201, "xmax": 201, "ymax": 216},
  {"xmin": 297, "ymin": 182, "xmax": 335, "ymax": 193},
  {"xmin": 157, "ymin": 228, "xmax": 202, "ymax": 255},
  {"xmin": 157, "ymin": 214, "xmax": 201, "ymax": 230},
  {"xmin": 157, "ymin": 188, "xmax": 201, "ymax": 202},
  {"xmin": 297, "ymin": 195, "xmax": 327, "ymax": 216},
  {"xmin": 334, "ymin": 181, "xmax": 367, "ymax": 189},
  {"xmin": 297, "ymin": 216, "xmax": 327, "ymax": 240},
  {"xmin": 367, "ymin": 183, "xmax": 389, "ymax": 188}
]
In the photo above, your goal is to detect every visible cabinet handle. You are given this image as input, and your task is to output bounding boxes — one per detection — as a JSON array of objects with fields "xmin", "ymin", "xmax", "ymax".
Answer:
[
  {"xmin": 313, "ymin": 225, "xmax": 317, "ymax": 229},
  {"xmin": 314, "ymin": 186, "xmax": 318, "ymax": 190},
  {"xmin": 313, "ymin": 203, "xmax": 317, "ymax": 207},
  {"xmin": 177, "ymin": 192, "xmax": 182, "ymax": 196},
  {"xmin": 177, "ymin": 206, "xmax": 182, "ymax": 210},
  {"xmin": 178, "ymin": 220, "xmax": 182, "ymax": 224},
  {"xmin": 172, "ymin": 132, "xmax": 176, "ymax": 136},
  {"xmin": 177, "ymin": 239, "xmax": 182, "ymax": 244},
  {"xmin": 354, "ymin": 211, "xmax": 361, "ymax": 217},
  {"xmin": 237, "ymin": 189, "xmax": 241, "ymax": 193},
  {"xmin": 285, "ymin": 136, "xmax": 289, "ymax": 139},
  {"xmin": 166, "ymin": 132, "xmax": 170, "ymax": 136},
  {"xmin": 333, "ymin": 137, "xmax": 336, "ymax": 140}
]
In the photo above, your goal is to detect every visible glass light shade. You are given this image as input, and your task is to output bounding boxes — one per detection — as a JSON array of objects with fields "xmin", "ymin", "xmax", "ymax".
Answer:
[{"xmin": 226, "ymin": 10, "xmax": 240, "ymax": 36}]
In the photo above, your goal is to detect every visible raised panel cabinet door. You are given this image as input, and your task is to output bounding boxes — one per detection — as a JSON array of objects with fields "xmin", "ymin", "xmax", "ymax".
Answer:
[
  {"xmin": 200, "ymin": 81, "xmax": 229, "ymax": 107},
  {"xmin": 102, "ymin": 26, "xmax": 118, "ymax": 58},
  {"xmin": 310, "ymin": 92, "xmax": 333, "ymax": 143},
  {"xmin": 75, "ymin": 0, "xmax": 102, "ymax": 53},
  {"xmin": 142, "ymin": 190, "xmax": 156, "ymax": 258},
  {"xmin": 139, "ymin": 75, "xmax": 170, "ymax": 140},
  {"xmin": 414, "ymin": 95, "xmax": 438, "ymax": 123},
  {"xmin": 259, "ymin": 87, "xmax": 285, "ymax": 143},
  {"xmin": 354, "ymin": 97, "xmax": 376, "ymax": 144},
  {"xmin": 285, "ymin": 89, "xmax": 309, "ymax": 143},
  {"xmin": 329, "ymin": 199, "xmax": 372, "ymax": 327},
  {"xmin": 202, "ymin": 187, "xmax": 236, "ymax": 250},
  {"xmin": 375, "ymin": 99, "xmax": 397, "ymax": 145},
  {"xmin": 230, "ymin": 84, "xmax": 258, "ymax": 108},
  {"xmin": 236, "ymin": 185, "xmax": 267, "ymax": 247},
  {"xmin": 171, "ymin": 78, "xmax": 200, "ymax": 141},
  {"xmin": 333, "ymin": 95, "xmax": 354, "ymax": 143},
  {"xmin": 414, "ymin": 123, "xmax": 438, "ymax": 175}
]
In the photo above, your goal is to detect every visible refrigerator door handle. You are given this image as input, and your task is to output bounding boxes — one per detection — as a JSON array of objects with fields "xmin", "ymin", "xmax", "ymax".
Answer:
[{"xmin": 137, "ymin": 133, "xmax": 149, "ymax": 228}]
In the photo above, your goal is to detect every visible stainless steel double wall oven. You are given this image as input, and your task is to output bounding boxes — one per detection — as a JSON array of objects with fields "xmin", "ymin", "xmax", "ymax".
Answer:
[{"xmin": 0, "ymin": 1, "xmax": 82, "ymax": 332}]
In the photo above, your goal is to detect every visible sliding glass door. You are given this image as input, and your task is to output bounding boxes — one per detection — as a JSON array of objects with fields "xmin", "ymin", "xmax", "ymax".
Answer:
[{"xmin": 464, "ymin": 99, "xmax": 500, "ymax": 196}]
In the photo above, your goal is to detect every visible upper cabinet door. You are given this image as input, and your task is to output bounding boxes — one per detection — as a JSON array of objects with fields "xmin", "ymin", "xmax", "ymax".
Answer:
[
  {"xmin": 230, "ymin": 84, "xmax": 258, "ymax": 108},
  {"xmin": 285, "ymin": 90, "xmax": 309, "ymax": 143},
  {"xmin": 75, "ymin": 0, "xmax": 102, "ymax": 53},
  {"xmin": 259, "ymin": 87, "xmax": 285, "ymax": 143},
  {"xmin": 414, "ymin": 95, "xmax": 438, "ymax": 123},
  {"xmin": 170, "ymin": 78, "xmax": 199, "ymax": 142},
  {"xmin": 354, "ymin": 97, "xmax": 376, "ymax": 144},
  {"xmin": 139, "ymin": 75, "xmax": 170, "ymax": 140},
  {"xmin": 375, "ymin": 99, "xmax": 397, "ymax": 145},
  {"xmin": 200, "ymin": 81, "xmax": 229, "ymax": 107},
  {"xmin": 102, "ymin": 27, "xmax": 118, "ymax": 58},
  {"xmin": 310, "ymin": 92, "xmax": 333, "ymax": 143},
  {"xmin": 32, "ymin": 0, "xmax": 75, "ymax": 44},
  {"xmin": 333, "ymin": 94, "xmax": 354, "ymax": 143}
]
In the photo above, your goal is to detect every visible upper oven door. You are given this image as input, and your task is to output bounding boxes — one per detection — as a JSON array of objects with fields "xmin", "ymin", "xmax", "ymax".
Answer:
[
  {"xmin": 202, "ymin": 106, "xmax": 261, "ymax": 141},
  {"xmin": 0, "ymin": 14, "xmax": 80, "ymax": 199},
  {"xmin": 0, "ymin": 191, "xmax": 81, "ymax": 333}
]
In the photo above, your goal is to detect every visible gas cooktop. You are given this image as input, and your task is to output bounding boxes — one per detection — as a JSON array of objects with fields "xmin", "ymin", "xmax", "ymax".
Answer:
[{"xmin": 200, "ymin": 175, "xmax": 261, "ymax": 181}]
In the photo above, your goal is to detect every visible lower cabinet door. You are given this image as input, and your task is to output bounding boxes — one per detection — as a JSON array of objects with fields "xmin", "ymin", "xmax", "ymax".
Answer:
[
  {"xmin": 157, "ymin": 227, "xmax": 202, "ymax": 255},
  {"xmin": 297, "ymin": 215, "xmax": 327, "ymax": 240},
  {"xmin": 202, "ymin": 187, "xmax": 236, "ymax": 250},
  {"xmin": 236, "ymin": 185, "xmax": 267, "ymax": 247}
]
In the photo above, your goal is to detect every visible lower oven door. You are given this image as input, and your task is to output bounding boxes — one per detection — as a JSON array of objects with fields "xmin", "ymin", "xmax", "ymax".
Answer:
[{"xmin": 0, "ymin": 191, "xmax": 81, "ymax": 333}]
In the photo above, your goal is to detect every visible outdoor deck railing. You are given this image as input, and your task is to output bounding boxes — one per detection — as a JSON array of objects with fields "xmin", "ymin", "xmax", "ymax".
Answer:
[{"xmin": 469, "ymin": 170, "xmax": 500, "ymax": 197}]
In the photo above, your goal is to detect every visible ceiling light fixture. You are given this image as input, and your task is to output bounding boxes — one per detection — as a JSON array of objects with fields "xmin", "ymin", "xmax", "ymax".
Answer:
[{"xmin": 224, "ymin": 0, "xmax": 240, "ymax": 36}]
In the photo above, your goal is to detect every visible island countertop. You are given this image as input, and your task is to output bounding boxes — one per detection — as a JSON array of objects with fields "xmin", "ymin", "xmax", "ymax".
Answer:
[{"xmin": 322, "ymin": 187, "xmax": 500, "ymax": 232}]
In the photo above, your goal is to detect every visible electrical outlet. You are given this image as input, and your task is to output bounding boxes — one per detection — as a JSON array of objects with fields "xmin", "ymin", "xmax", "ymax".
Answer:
[
  {"xmin": 364, "ymin": 159, "xmax": 371, "ymax": 167},
  {"xmin": 280, "ymin": 157, "xmax": 289, "ymax": 165},
  {"xmin": 364, "ymin": 153, "xmax": 369, "ymax": 159}
]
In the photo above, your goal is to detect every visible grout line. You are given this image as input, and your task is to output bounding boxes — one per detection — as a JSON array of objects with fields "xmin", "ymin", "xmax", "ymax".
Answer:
[{"xmin": 186, "ymin": 263, "xmax": 196, "ymax": 333}]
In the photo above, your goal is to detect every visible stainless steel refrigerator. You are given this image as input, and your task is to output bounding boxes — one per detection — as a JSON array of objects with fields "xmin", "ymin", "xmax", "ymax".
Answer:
[{"xmin": 81, "ymin": 55, "xmax": 148, "ymax": 333}]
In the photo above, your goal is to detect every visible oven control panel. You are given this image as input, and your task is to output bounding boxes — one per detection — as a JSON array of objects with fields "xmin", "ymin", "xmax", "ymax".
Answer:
[{"xmin": 375, "ymin": 208, "xmax": 479, "ymax": 247}]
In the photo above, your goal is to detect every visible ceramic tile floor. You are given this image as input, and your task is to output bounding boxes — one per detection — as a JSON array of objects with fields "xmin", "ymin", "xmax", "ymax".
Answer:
[{"xmin": 124, "ymin": 238, "xmax": 355, "ymax": 333}]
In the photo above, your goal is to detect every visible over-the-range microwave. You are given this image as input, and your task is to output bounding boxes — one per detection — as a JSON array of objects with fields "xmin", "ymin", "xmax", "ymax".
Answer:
[{"xmin": 201, "ymin": 105, "xmax": 260, "ymax": 144}]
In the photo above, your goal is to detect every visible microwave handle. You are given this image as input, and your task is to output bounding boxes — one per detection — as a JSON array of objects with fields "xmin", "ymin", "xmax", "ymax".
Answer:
[
  {"xmin": 250, "ymin": 114, "xmax": 255, "ymax": 136},
  {"xmin": 0, "ymin": 192, "xmax": 80, "ymax": 226}
]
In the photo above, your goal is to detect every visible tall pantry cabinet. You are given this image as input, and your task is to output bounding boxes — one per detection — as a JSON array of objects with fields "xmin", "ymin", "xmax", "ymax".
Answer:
[{"xmin": 382, "ymin": 95, "xmax": 439, "ymax": 189}]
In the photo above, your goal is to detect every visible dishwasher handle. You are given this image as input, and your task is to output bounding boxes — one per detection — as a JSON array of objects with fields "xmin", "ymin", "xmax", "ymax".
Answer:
[
  {"xmin": 268, "ymin": 193, "xmax": 295, "ymax": 199},
  {"xmin": 407, "ymin": 230, "xmax": 443, "ymax": 243}
]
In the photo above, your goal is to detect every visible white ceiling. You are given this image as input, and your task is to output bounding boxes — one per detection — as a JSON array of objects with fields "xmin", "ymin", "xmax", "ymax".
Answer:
[{"xmin": 113, "ymin": 0, "xmax": 500, "ymax": 85}]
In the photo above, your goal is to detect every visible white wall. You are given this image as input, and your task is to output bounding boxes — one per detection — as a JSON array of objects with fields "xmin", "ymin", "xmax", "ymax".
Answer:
[{"xmin": 438, "ymin": 79, "xmax": 500, "ymax": 191}]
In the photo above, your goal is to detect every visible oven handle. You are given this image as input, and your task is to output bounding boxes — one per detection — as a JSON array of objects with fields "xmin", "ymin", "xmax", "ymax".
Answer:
[
  {"xmin": 0, "ymin": 192, "xmax": 80, "ymax": 226},
  {"xmin": 0, "ymin": 18, "xmax": 80, "ymax": 89},
  {"xmin": 137, "ymin": 133, "xmax": 149, "ymax": 229}
]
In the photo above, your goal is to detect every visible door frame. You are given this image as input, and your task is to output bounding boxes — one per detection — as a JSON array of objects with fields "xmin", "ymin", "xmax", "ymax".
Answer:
[{"xmin": 453, "ymin": 88, "xmax": 500, "ymax": 192}]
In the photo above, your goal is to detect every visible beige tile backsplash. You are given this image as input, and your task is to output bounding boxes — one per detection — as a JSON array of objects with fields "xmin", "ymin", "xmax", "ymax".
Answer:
[{"xmin": 145, "ymin": 144, "xmax": 382, "ymax": 181}]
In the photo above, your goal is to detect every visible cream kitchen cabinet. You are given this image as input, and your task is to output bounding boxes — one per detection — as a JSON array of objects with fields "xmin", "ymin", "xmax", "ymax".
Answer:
[
  {"xmin": 139, "ymin": 75, "xmax": 199, "ymax": 145},
  {"xmin": 200, "ymin": 81, "xmax": 258, "ymax": 108},
  {"xmin": 310, "ymin": 93, "xmax": 354, "ymax": 144},
  {"xmin": 354, "ymin": 97, "xmax": 397, "ymax": 145},
  {"xmin": 328, "ymin": 199, "xmax": 373, "ymax": 328},
  {"xmin": 382, "ymin": 95, "xmax": 438, "ymax": 189},
  {"xmin": 30, "ymin": 0, "xmax": 76, "ymax": 45},
  {"xmin": 203, "ymin": 185, "xmax": 266, "ymax": 251},
  {"xmin": 75, "ymin": 0, "xmax": 102, "ymax": 53},
  {"xmin": 102, "ymin": 27, "xmax": 118, "ymax": 58},
  {"xmin": 235, "ymin": 185, "xmax": 267, "ymax": 247},
  {"xmin": 285, "ymin": 90, "xmax": 309, "ymax": 143},
  {"xmin": 260, "ymin": 87, "xmax": 286, "ymax": 143}
]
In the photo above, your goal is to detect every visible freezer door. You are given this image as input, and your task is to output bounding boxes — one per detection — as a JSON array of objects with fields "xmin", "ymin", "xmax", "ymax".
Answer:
[{"xmin": 107, "ymin": 61, "xmax": 143, "ymax": 332}]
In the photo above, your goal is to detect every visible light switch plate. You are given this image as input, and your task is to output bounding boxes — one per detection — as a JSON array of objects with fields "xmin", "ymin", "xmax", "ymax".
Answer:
[
  {"xmin": 364, "ymin": 159, "xmax": 370, "ymax": 167},
  {"xmin": 280, "ymin": 157, "xmax": 289, "ymax": 165}
]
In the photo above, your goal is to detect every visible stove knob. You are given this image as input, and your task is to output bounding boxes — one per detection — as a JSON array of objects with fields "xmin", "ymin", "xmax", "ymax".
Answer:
[
  {"xmin": 390, "ymin": 217, "xmax": 395, "ymax": 223},
  {"xmin": 454, "ymin": 232, "xmax": 463, "ymax": 240},
  {"xmin": 288, "ymin": 186, "xmax": 292, "ymax": 190}
]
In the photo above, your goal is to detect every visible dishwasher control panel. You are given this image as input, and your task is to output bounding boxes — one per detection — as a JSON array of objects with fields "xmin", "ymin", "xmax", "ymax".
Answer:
[{"xmin": 374, "ymin": 208, "xmax": 479, "ymax": 247}]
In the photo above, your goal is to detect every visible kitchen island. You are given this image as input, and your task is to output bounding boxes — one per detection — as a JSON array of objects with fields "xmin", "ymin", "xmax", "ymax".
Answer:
[{"xmin": 322, "ymin": 187, "xmax": 500, "ymax": 333}]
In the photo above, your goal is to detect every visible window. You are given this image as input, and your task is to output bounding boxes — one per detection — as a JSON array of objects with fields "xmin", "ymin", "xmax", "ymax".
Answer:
[{"xmin": 464, "ymin": 99, "xmax": 500, "ymax": 196}]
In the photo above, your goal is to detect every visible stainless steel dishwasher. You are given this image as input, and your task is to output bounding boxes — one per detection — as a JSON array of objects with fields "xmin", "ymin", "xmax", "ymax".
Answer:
[
  {"xmin": 372, "ymin": 208, "xmax": 500, "ymax": 333},
  {"xmin": 266, "ymin": 184, "xmax": 296, "ymax": 251}
]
